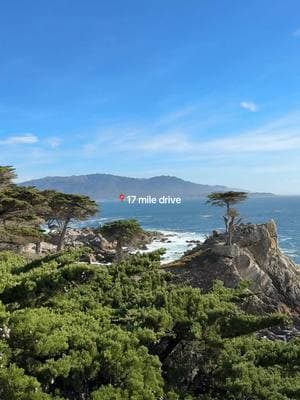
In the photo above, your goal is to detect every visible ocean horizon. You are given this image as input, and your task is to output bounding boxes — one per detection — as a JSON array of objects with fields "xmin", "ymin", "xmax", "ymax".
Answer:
[{"xmin": 81, "ymin": 196, "xmax": 300, "ymax": 265}]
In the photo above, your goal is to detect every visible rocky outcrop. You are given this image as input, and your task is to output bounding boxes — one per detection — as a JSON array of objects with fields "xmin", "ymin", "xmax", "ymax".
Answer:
[
  {"xmin": 22, "ymin": 227, "xmax": 163, "ymax": 263},
  {"xmin": 62, "ymin": 228, "xmax": 116, "ymax": 262},
  {"xmin": 20, "ymin": 228, "xmax": 115, "ymax": 262},
  {"xmin": 166, "ymin": 220, "xmax": 300, "ymax": 316}
]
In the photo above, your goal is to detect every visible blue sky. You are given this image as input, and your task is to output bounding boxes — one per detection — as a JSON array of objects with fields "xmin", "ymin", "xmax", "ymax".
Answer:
[{"xmin": 0, "ymin": 1, "xmax": 300, "ymax": 194}]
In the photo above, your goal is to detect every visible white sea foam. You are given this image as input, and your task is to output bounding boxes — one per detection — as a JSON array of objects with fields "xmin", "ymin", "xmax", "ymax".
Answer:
[
  {"xmin": 279, "ymin": 237, "xmax": 293, "ymax": 243},
  {"xmin": 281, "ymin": 247, "xmax": 299, "ymax": 256},
  {"xmin": 134, "ymin": 230, "xmax": 206, "ymax": 264}
]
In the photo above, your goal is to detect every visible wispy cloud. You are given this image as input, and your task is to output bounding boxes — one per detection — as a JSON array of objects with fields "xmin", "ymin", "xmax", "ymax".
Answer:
[
  {"xmin": 0, "ymin": 133, "xmax": 38, "ymax": 145},
  {"xmin": 157, "ymin": 104, "xmax": 199, "ymax": 125},
  {"xmin": 206, "ymin": 131, "xmax": 300, "ymax": 153},
  {"xmin": 81, "ymin": 124, "xmax": 140, "ymax": 156},
  {"xmin": 80, "ymin": 104, "xmax": 300, "ymax": 165},
  {"xmin": 136, "ymin": 131, "xmax": 300, "ymax": 155},
  {"xmin": 99, "ymin": 109, "xmax": 300, "ymax": 155},
  {"xmin": 240, "ymin": 101, "xmax": 258, "ymax": 112},
  {"xmin": 136, "ymin": 132, "xmax": 192, "ymax": 152},
  {"xmin": 45, "ymin": 137, "xmax": 61, "ymax": 148},
  {"xmin": 145, "ymin": 112, "xmax": 300, "ymax": 154}
]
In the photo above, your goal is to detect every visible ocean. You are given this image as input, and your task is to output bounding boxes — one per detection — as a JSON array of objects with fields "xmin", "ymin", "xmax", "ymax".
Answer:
[{"xmin": 84, "ymin": 196, "xmax": 300, "ymax": 265}]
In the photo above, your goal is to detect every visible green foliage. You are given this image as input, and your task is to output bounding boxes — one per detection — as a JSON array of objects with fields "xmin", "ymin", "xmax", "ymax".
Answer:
[
  {"xmin": 215, "ymin": 336, "xmax": 300, "ymax": 399},
  {"xmin": 43, "ymin": 190, "xmax": 98, "ymax": 250},
  {"xmin": 206, "ymin": 191, "xmax": 248, "ymax": 209},
  {"xmin": 99, "ymin": 219, "xmax": 143, "ymax": 243},
  {"xmin": 0, "ymin": 364, "xmax": 53, "ymax": 400},
  {"xmin": 0, "ymin": 166, "xmax": 17, "ymax": 189},
  {"xmin": 0, "ymin": 251, "xmax": 25, "ymax": 292},
  {"xmin": 0, "ymin": 250, "xmax": 299, "ymax": 399},
  {"xmin": 0, "ymin": 167, "xmax": 49, "ymax": 247},
  {"xmin": 99, "ymin": 219, "xmax": 144, "ymax": 260},
  {"xmin": 207, "ymin": 191, "xmax": 248, "ymax": 239},
  {"xmin": 0, "ymin": 186, "xmax": 46, "ymax": 245}
]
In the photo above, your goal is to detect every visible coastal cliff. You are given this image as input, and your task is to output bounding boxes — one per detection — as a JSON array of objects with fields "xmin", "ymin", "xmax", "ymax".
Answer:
[{"xmin": 166, "ymin": 220, "xmax": 300, "ymax": 316}]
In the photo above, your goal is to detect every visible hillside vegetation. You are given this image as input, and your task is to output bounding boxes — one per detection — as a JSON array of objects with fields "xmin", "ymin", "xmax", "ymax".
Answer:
[
  {"xmin": 0, "ymin": 166, "xmax": 299, "ymax": 399},
  {"xmin": 0, "ymin": 249, "xmax": 299, "ymax": 399}
]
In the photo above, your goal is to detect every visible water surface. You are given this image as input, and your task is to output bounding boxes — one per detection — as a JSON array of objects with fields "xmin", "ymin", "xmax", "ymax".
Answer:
[{"xmin": 84, "ymin": 196, "xmax": 300, "ymax": 264}]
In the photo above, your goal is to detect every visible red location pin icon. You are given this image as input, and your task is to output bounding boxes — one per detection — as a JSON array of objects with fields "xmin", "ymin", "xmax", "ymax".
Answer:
[{"xmin": 119, "ymin": 193, "xmax": 125, "ymax": 201}]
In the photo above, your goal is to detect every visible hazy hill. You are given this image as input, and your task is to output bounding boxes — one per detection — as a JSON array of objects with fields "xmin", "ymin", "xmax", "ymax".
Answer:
[{"xmin": 20, "ymin": 174, "xmax": 238, "ymax": 200}]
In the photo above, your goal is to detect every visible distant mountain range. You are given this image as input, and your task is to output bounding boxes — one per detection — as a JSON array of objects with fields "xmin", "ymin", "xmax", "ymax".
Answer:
[{"xmin": 20, "ymin": 174, "xmax": 272, "ymax": 201}]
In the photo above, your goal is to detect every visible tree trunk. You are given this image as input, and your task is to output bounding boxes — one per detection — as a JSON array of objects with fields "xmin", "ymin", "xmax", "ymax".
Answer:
[
  {"xmin": 227, "ymin": 216, "xmax": 236, "ymax": 246},
  {"xmin": 35, "ymin": 241, "xmax": 41, "ymax": 254},
  {"xmin": 226, "ymin": 202, "xmax": 230, "ymax": 214},
  {"xmin": 223, "ymin": 216, "xmax": 229, "ymax": 233},
  {"xmin": 227, "ymin": 223, "xmax": 233, "ymax": 246},
  {"xmin": 115, "ymin": 240, "xmax": 123, "ymax": 262},
  {"xmin": 224, "ymin": 201, "xmax": 230, "ymax": 233},
  {"xmin": 57, "ymin": 219, "xmax": 69, "ymax": 251}
]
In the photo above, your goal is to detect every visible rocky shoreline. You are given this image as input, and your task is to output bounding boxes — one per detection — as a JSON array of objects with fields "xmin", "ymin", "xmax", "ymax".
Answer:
[
  {"xmin": 20, "ymin": 220, "xmax": 300, "ymax": 340},
  {"xmin": 165, "ymin": 220, "xmax": 300, "ymax": 340},
  {"xmin": 21, "ymin": 226, "xmax": 165, "ymax": 263}
]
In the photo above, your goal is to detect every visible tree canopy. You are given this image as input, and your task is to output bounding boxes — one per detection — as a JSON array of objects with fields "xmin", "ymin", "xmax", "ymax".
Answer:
[
  {"xmin": 0, "ymin": 168, "xmax": 46, "ymax": 247},
  {"xmin": 207, "ymin": 191, "xmax": 248, "ymax": 211},
  {"xmin": 0, "ymin": 166, "xmax": 299, "ymax": 399},
  {"xmin": 0, "ymin": 166, "xmax": 98, "ymax": 252},
  {"xmin": 43, "ymin": 190, "xmax": 98, "ymax": 250},
  {"xmin": 99, "ymin": 219, "xmax": 143, "ymax": 260},
  {"xmin": 99, "ymin": 219, "xmax": 142, "ymax": 242},
  {"xmin": 207, "ymin": 191, "xmax": 248, "ymax": 240},
  {"xmin": 0, "ymin": 249, "xmax": 299, "ymax": 399},
  {"xmin": 0, "ymin": 166, "xmax": 17, "ymax": 189}
]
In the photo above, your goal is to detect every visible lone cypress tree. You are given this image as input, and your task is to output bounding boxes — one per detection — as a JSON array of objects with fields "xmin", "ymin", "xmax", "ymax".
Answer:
[{"xmin": 207, "ymin": 191, "xmax": 248, "ymax": 244}]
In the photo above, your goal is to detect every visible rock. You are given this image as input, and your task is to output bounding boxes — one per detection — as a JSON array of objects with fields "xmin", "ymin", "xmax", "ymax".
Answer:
[
  {"xmin": 166, "ymin": 220, "xmax": 300, "ymax": 316},
  {"xmin": 257, "ymin": 326, "xmax": 300, "ymax": 342},
  {"xmin": 21, "ymin": 227, "xmax": 163, "ymax": 263},
  {"xmin": 21, "ymin": 241, "xmax": 56, "ymax": 255},
  {"xmin": 162, "ymin": 340, "xmax": 204, "ymax": 393},
  {"xmin": 62, "ymin": 227, "xmax": 113, "ymax": 252},
  {"xmin": 61, "ymin": 228, "xmax": 117, "ymax": 262}
]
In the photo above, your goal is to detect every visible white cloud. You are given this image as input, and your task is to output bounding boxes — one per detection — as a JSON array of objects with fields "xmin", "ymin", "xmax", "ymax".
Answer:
[
  {"xmin": 206, "ymin": 132, "xmax": 300, "ymax": 153},
  {"xmin": 136, "ymin": 130, "xmax": 300, "ymax": 155},
  {"xmin": 131, "ymin": 110, "xmax": 300, "ymax": 155},
  {"xmin": 81, "ymin": 107, "xmax": 300, "ymax": 159},
  {"xmin": 240, "ymin": 101, "xmax": 258, "ymax": 112},
  {"xmin": 292, "ymin": 29, "xmax": 300, "ymax": 37},
  {"xmin": 0, "ymin": 133, "xmax": 38, "ymax": 145},
  {"xmin": 45, "ymin": 137, "xmax": 61, "ymax": 148}
]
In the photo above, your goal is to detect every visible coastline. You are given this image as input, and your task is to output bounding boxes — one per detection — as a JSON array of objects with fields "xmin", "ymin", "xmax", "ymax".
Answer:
[
  {"xmin": 137, "ymin": 227, "xmax": 300, "ymax": 267},
  {"xmin": 133, "ymin": 229, "xmax": 206, "ymax": 264}
]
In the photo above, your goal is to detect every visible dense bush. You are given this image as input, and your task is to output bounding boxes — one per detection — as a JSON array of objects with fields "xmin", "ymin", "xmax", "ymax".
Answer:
[{"xmin": 0, "ymin": 249, "xmax": 299, "ymax": 399}]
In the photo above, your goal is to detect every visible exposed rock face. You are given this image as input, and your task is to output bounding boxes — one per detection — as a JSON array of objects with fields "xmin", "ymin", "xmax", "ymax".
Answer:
[
  {"xmin": 167, "ymin": 220, "xmax": 300, "ymax": 316},
  {"xmin": 20, "ymin": 228, "xmax": 115, "ymax": 262},
  {"xmin": 21, "ymin": 241, "xmax": 57, "ymax": 255},
  {"xmin": 22, "ymin": 227, "xmax": 163, "ymax": 263},
  {"xmin": 62, "ymin": 228, "xmax": 116, "ymax": 262}
]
